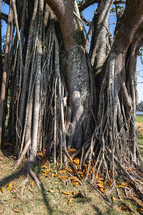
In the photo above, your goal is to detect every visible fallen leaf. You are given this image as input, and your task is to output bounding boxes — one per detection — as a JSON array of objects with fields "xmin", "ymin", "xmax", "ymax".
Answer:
[
  {"xmin": 72, "ymin": 191, "xmax": 76, "ymax": 195},
  {"xmin": 29, "ymin": 188, "xmax": 33, "ymax": 193},
  {"xmin": 58, "ymin": 176, "xmax": 67, "ymax": 179},
  {"xmin": 95, "ymin": 174, "xmax": 98, "ymax": 179},
  {"xmin": 38, "ymin": 152, "xmax": 43, "ymax": 157},
  {"xmin": 118, "ymin": 185, "xmax": 124, "ymax": 188},
  {"xmin": 30, "ymin": 181, "xmax": 34, "ymax": 187},
  {"xmin": 112, "ymin": 195, "xmax": 116, "ymax": 203},
  {"xmin": 72, "ymin": 181, "xmax": 79, "ymax": 187},
  {"xmin": 98, "ymin": 177, "xmax": 104, "ymax": 181},
  {"xmin": 61, "ymin": 191, "xmax": 71, "ymax": 195},
  {"xmin": 7, "ymin": 182, "xmax": 13, "ymax": 191},
  {"xmin": 73, "ymin": 158, "xmax": 80, "ymax": 165},
  {"xmin": 13, "ymin": 209, "xmax": 21, "ymax": 213},
  {"xmin": 67, "ymin": 148, "xmax": 77, "ymax": 153},
  {"xmin": 97, "ymin": 183, "xmax": 105, "ymax": 188},
  {"xmin": 67, "ymin": 198, "xmax": 74, "ymax": 205},
  {"xmin": 48, "ymin": 189, "xmax": 55, "ymax": 193},
  {"xmin": 1, "ymin": 187, "xmax": 4, "ymax": 193},
  {"xmin": 60, "ymin": 170, "xmax": 67, "ymax": 174},
  {"xmin": 55, "ymin": 182, "xmax": 59, "ymax": 184}
]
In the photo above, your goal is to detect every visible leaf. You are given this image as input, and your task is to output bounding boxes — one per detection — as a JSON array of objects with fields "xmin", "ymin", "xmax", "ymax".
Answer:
[
  {"xmin": 1, "ymin": 187, "xmax": 4, "ymax": 193},
  {"xmin": 60, "ymin": 170, "xmax": 67, "ymax": 174},
  {"xmin": 29, "ymin": 188, "xmax": 33, "ymax": 193},
  {"xmin": 48, "ymin": 189, "xmax": 55, "ymax": 193},
  {"xmin": 72, "ymin": 191, "xmax": 76, "ymax": 195},
  {"xmin": 118, "ymin": 185, "xmax": 124, "ymax": 188},
  {"xmin": 30, "ymin": 181, "xmax": 34, "ymax": 187},
  {"xmin": 13, "ymin": 209, "xmax": 21, "ymax": 213},
  {"xmin": 95, "ymin": 174, "xmax": 98, "ymax": 179},
  {"xmin": 67, "ymin": 198, "xmax": 74, "ymax": 205},
  {"xmin": 41, "ymin": 164, "xmax": 47, "ymax": 168},
  {"xmin": 7, "ymin": 182, "xmax": 13, "ymax": 191},
  {"xmin": 96, "ymin": 183, "xmax": 105, "ymax": 188},
  {"xmin": 112, "ymin": 195, "xmax": 116, "ymax": 203},
  {"xmin": 38, "ymin": 152, "xmax": 44, "ymax": 157},
  {"xmin": 98, "ymin": 177, "xmax": 104, "ymax": 181},
  {"xmin": 42, "ymin": 169, "xmax": 51, "ymax": 174},
  {"xmin": 72, "ymin": 181, "xmax": 79, "ymax": 187},
  {"xmin": 61, "ymin": 191, "xmax": 71, "ymax": 195},
  {"xmin": 126, "ymin": 169, "xmax": 130, "ymax": 172},
  {"xmin": 42, "ymin": 172, "xmax": 49, "ymax": 177},
  {"xmin": 137, "ymin": 208, "xmax": 143, "ymax": 213},
  {"xmin": 55, "ymin": 182, "xmax": 59, "ymax": 184},
  {"xmin": 73, "ymin": 158, "xmax": 80, "ymax": 165},
  {"xmin": 58, "ymin": 176, "xmax": 67, "ymax": 179},
  {"xmin": 67, "ymin": 148, "xmax": 77, "ymax": 153}
]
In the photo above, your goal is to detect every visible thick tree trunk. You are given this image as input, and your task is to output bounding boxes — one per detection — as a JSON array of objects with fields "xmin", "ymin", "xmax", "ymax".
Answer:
[{"xmin": 46, "ymin": 0, "xmax": 92, "ymax": 148}]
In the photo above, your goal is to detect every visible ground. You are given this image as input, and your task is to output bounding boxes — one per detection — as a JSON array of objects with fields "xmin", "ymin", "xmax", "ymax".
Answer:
[{"xmin": 0, "ymin": 116, "xmax": 143, "ymax": 215}]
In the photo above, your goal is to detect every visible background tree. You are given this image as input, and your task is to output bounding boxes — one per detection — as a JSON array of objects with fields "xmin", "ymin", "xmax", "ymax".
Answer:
[{"xmin": 0, "ymin": 0, "xmax": 143, "ymax": 191}]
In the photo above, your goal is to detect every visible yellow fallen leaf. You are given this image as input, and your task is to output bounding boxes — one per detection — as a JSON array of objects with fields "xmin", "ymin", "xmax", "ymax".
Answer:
[
  {"xmin": 67, "ymin": 198, "xmax": 74, "ymax": 205},
  {"xmin": 72, "ymin": 181, "xmax": 79, "ymax": 187},
  {"xmin": 55, "ymin": 182, "xmax": 59, "ymax": 184},
  {"xmin": 38, "ymin": 152, "xmax": 43, "ymax": 157},
  {"xmin": 112, "ymin": 195, "xmax": 116, "ymax": 203},
  {"xmin": 118, "ymin": 185, "xmax": 124, "ymax": 188},
  {"xmin": 96, "ymin": 183, "xmax": 104, "ymax": 188},
  {"xmin": 48, "ymin": 189, "xmax": 55, "ymax": 193},
  {"xmin": 60, "ymin": 170, "xmax": 67, "ymax": 174},
  {"xmin": 18, "ymin": 176, "xmax": 23, "ymax": 179},
  {"xmin": 72, "ymin": 191, "xmax": 76, "ymax": 195},
  {"xmin": 73, "ymin": 158, "xmax": 80, "ymax": 165},
  {"xmin": 67, "ymin": 148, "xmax": 77, "ymax": 153},
  {"xmin": 7, "ymin": 182, "xmax": 13, "ymax": 191},
  {"xmin": 98, "ymin": 177, "xmax": 104, "ymax": 181},
  {"xmin": 13, "ymin": 209, "xmax": 21, "ymax": 213},
  {"xmin": 1, "ymin": 187, "xmax": 4, "ymax": 193},
  {"xmin": 61, "ymin": 191, "xmax": 71, "ymax": 195},
  {"xmin": 58, "ymin": 176, "xmax": 67, "ymax": 179},
  {"xmin": 42, "ymin": 172, "xmax": 49, "ymax": 177},
  {"xmin": 30, "ymin": 181, "xmax": 34, "ymax": 187},
  {"xmin": 29, "ymin": 188, "xmax": 33, "ymax": 193},
  {"xmin": 41, "ymin": 164, "xmax": 47, "ymax": 168},
  {"xmin": 96, "ymin": 174, "xmax": 98, "ymax": 179},
  {"xmin": 42, "ymin": 169, "xmax": 51, "ymax": 173}
]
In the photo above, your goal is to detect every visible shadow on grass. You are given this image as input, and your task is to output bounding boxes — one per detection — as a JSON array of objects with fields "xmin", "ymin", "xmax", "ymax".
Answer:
[
  {"xmin": 0, "ymin": 162, "xmax": 53, "ymax": 215},
  {"xmin": 92, "ymin": 205, "xmax": 104, "ymax": 215}
]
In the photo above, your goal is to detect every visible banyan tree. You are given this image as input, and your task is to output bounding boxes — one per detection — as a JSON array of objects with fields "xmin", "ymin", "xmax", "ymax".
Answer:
[{"xmin": 0, "ymin": 0, "xmax": 143, "ymax": 191}]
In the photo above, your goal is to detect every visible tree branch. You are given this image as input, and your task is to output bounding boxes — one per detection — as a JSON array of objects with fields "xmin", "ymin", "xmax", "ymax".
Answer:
[
  {"xmin": 0, "ymin": 12, "xmax": 8, "ymax": 23},
  {"xmin": 44, "ymin": 0, "xmax": 65, "ymax": 19},
  {"xmin": 3, "ymin": 0, "xmax": 10, "ymax": 5},
  {"xmin": 79, "ymin": 0, "xmax": 126, "ymax": 12}
]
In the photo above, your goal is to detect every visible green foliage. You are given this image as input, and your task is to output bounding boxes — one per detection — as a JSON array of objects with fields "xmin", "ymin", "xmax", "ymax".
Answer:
[{"xmin": 77, "ymin": 0, "xmax": 83, "ymax": 6}]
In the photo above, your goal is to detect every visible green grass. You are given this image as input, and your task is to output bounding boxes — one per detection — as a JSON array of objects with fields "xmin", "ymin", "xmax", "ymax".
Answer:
[
  {"xmin": 136, "ymin": 115, "xmax": 143, "ymax": 158},
  {"xmin": 136, "ymin": 115, "xmax": 143, "ymax": 124}
]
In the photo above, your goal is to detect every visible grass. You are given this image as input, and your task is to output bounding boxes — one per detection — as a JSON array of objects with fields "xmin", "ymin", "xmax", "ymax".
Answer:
[{"xmin": 136, "ymin": 115, "xmax": 143, "ymax": 158}]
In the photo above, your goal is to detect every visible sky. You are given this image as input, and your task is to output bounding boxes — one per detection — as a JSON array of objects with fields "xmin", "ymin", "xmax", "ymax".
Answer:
[
  {"xmin": 1, "ymin": 1, "xmax": 143, "ymax": 102},
  {"xmin": 83, "ymin": 3, "xmax": 143, "ymax": 103}
]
